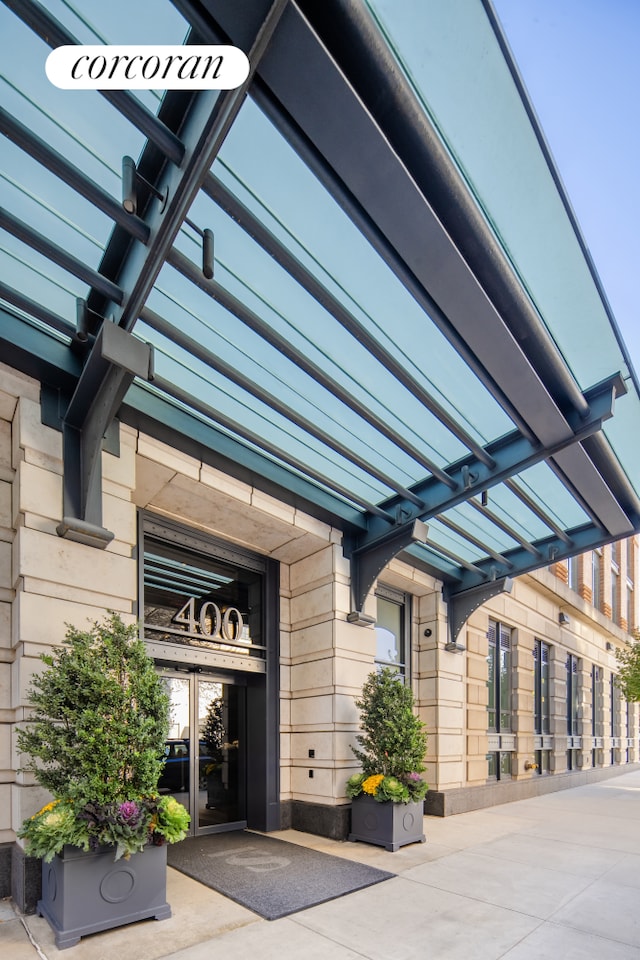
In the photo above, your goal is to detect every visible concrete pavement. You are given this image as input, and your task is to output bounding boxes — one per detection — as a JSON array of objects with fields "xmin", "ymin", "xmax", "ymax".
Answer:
[{"xmin": 3, "ymin": 770, "xmax": 640, "ymax": 958}]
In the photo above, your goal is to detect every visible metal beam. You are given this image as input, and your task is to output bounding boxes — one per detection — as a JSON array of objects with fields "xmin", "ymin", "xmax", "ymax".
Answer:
[
  {"xmin": 123, "ymin": 380, "xmax": 369, "ymax": 532},
  {"xmin": 149, "ymin": 373, "xmax": 394, "ymax": 522},
  {"xmin": 58, "ymin": 322, "xmax": 153, "ymax": 547},
  {"xmin": 0, "ymin": 307, "xmax": 81, "ymax": 390},
  {"xmin": 140, "ymin": 306, "xmax": 423, "ymax": 506},
  {"xmin": 219, "ymin": 0, "xmax": 634, "ymax": 548},
  {"xmin": 347, "ymin": 374, "xmax": 623, "ymax": 612},
  {"xmin": 0, "ymin": 107, "xmax": 149, "ymax": 244},
  {"xmin": 447, "ymin": 521, "xmax": 636, "ymax": 597},
  {"xmin": 0, "ymin": 281, "xmax": 75, "ymax": 339},
  {"xmin": 434, "ymin": 514, "xmax": 512, "ymax": 567},
  {"xmin": 369, "ymin": 374, "xmax": 623, "ymax": 547},
  {"xmin": 504, "ymin": 479, "xmax": 572, "ymax": 545},
  {"xmin": 468, "ymin": 499, "xmax": 542, "ymax": 558},
  {"xmin": 107, "ymin": 0, "xmax": 288, "ymax": 335},
  {"xmin": 204, "ymin": 172, "xmax": 493, "ymax": 472},
  {"xmin": 52, "ymin": 0, "xmax": 288, "ymax": 546},
  {"xmin": 0, "ymin": 208, "xmax": 123, "ymax": 303},
  {"xmin": 166, "ymin": 248, "xmax": 452, "ymax": 493}
]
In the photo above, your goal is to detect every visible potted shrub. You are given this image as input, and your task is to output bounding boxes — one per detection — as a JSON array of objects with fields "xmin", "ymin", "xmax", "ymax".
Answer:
[
  {"xmin": 347, "ymin": 667, "xmax": 428, "ymax": 851},
  {"xmin": 17, "ymin": 613, "xmax": 190, "ymax": 949}
]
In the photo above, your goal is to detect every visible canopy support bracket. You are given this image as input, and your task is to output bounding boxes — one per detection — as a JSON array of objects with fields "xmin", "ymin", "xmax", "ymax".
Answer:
[
  {"xmin": 57, "ymin": 322, "xmax": 153, "ymax": 548},
  {"xmin": 348, "ymin": 519, "xmax": 429, "ymax": 622},
  {"xmin": 444, "ymin": 577, "xmax": 514, "ymax": 649}
]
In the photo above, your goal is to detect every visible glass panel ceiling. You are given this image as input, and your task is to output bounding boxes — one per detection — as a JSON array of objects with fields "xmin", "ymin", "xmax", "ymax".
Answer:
[
  {"xmin": 211, "ymin": 98, "xmax": 514, "ymax": 449},
  {"xmin": 364, "ymin": 0, "xmax": 640, "ymax": 493},
  {"xmin": 1, "ymin": 0, "xmax": 638, "ymax": 595}
]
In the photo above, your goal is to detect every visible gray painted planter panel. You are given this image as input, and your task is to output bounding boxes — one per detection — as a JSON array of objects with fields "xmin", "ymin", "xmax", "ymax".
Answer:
[
  {"xmin": 349, "ymin": 795, "xmax": 426, "ymax": 852},
  {"xmin": 38, "ymin": 843, "xmax": 171, "ymax": 949}
]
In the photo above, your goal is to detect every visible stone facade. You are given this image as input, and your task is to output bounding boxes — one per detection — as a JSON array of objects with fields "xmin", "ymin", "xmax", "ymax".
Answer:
[{"xmin": 2, "ymin": 361, "xmax": 639, "ymax": 905}]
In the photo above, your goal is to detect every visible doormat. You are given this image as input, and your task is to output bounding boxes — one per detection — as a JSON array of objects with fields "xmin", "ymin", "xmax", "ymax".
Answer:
[{"xmin": 167, "ymin": 830, "xmax": 394, "ymax": 920}]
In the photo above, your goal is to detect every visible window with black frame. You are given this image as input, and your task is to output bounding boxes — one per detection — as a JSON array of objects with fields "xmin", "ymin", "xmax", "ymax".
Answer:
[
  {"xmin": 487, "ymin": 619, "xmax": 513, "ymax": 779},
  {"xmin": 533, "ymin": 639, "xmax": 550, "ymax": 774},
  {"xmin": 566, "ymin": 654, "xmax": 579, "ymax": 770},
  {"xmin": 374, "ymin": 585, "xmax": 409, "ymax": 680},
  {"xmin": 591, "ymin": 664, "xmax": 602, "ymax": 768},
  {"xmin": 592, "ymin": 549, "xmax": 602, "ymax": 610}
]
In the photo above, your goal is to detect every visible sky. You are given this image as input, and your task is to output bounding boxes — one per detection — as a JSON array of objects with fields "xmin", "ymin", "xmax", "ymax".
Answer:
[{"xmin": 492, "ymin": 0, "xmax": 640, "ymax": 376}]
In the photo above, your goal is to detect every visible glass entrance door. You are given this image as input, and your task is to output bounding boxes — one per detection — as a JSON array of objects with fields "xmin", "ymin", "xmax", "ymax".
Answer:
[{"xmin": 158, "ymin": 671, "xmax": 246, "ymax": 834}]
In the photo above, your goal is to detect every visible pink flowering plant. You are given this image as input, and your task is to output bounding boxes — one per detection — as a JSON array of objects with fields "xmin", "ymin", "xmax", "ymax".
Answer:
[
  {"xmin": 17, "ymin": 614, "xmax": 190, "ymax": 861},
  {"xmin": 346, "ymin": 668, "xmax": 428, "ymax": 804}
]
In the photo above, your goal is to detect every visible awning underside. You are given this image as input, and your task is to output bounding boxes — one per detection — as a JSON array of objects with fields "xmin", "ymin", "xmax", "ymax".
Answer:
[{"xmin": 2, "ymin": 0, "xmax": 640, "ymax": 615}]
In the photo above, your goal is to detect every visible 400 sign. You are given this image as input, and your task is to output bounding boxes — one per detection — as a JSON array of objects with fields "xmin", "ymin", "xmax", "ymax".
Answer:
[{"xmin": 172, "ymin": 596, "xmax": 245, "ymax": 643}]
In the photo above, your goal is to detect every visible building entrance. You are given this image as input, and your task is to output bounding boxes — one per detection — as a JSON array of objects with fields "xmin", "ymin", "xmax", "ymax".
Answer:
[
  {"xmin": 140, "ymin": 514, "xmax": 280, "ymax": 835},
  {"xmin": 158, "ymin": 670, "xmax": 247, "ymax": 834}
]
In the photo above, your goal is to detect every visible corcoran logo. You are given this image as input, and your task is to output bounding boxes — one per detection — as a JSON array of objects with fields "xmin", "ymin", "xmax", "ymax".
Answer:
[{"xmin": 46, "ymin": 45, "xmax": 250, "ymax": 90}]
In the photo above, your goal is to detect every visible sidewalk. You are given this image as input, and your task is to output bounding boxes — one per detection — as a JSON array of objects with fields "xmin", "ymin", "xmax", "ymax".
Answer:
[{"xmin": 4, "ymin": 770, "xmax": 640, "ymax": 959}]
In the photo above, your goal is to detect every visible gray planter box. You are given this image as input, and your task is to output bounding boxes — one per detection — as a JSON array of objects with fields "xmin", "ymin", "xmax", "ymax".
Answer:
[
  {"xmin": 348, "ymin": 795, "xmax": 426, "ymax": 852},
  {"xmin": 38, "ymin": 843, "xmax": 171, "ymax": 949}
]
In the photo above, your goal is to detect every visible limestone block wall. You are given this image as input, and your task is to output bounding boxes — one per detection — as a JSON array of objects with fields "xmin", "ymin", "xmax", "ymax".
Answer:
[
  {"xmin": 7, "ymin": 366, "xmax": 139, "ymax": 844},
  {"xmin": 285, "ymin": 543, "xmax": 368, "ymax": 807},
  {"xmin": 460, "ymin": 565, "xmax": 638, "ymax": 787},
  {"xmin": 512, "ymin": 632, "xmax": 535, "ymax": 776},
  {"xmin": 0, "ymin": 363, "xmax": 24, "ymax": 845},
  {"xmin": 381, "ymin": 560, "xmax": 444, "ymax": 791}
]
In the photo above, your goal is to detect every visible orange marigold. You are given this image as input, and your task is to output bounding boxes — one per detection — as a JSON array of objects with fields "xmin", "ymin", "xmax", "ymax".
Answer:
[{"xmin": 362, "ymin": 774, "xmax": 385, "ymax": 796}]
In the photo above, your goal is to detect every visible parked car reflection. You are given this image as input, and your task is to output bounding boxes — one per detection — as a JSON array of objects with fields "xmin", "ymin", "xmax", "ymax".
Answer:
[{"xmin": 159, "ymin": 739, "xmax": 213, "ymax": 793}]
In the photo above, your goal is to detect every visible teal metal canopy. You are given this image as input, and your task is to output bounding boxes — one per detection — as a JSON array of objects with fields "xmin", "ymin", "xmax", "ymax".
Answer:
[{"xmin": 2, "ymin": 0, "xmax": 640, "ymax": 619}]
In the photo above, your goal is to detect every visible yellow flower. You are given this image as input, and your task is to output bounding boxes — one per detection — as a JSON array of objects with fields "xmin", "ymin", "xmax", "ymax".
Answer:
[
  {"xmin": 362, "ymin": 774, "xmax": 385, "ymax": 796},
  {"xmin": 32, "ymin": 800, "xmax": 60, "ymax": 820}
]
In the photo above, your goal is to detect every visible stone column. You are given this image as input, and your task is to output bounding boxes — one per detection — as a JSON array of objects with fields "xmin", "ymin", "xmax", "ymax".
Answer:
[
  {"xmin": 512, "ymin": 632, "xmax": 535, "ymax": 777},
  {"xmin": 463, "ymin": 610, "xmax": 489, "ymax": 788},
  {"xmin": 548, "ymin": 645, "xmax": 568, "ymax": 773},
  {"xmin": 286, "ymin": 542, "xmax": 375, "ymax": 838},
  {"xmin": 415, "ymin": 591, "xmax": 467, "ymax": 793},
  {"xmin": 576, "ymin": 658, "xmax": 591, "ymax": 769},
  {"xmin": 10, "ymin": 380, "xmax": 138, "ymax": 910}
]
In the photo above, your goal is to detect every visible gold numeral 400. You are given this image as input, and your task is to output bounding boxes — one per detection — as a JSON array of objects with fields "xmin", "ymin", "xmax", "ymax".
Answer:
[{"xmin": 172, "ymin": 596, "xmax": 243, "ymax": 641}]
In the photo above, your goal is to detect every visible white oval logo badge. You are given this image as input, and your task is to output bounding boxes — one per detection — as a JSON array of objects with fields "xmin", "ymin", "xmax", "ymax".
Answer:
[{"xmin": 46, "ymin": 45, "xmax": 250, "ymax": 90}]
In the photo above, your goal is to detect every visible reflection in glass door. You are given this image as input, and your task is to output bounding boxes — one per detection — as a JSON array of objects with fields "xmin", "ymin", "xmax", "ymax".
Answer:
[{"xmin": 158, "ymin": 671, "xmax": 246, "ymax": 834}]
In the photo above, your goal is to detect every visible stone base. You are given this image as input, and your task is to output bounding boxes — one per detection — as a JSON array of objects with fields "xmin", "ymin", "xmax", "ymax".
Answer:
[
  {"xmin": 280, "ymin": 800, "xmax": 351, "ymax": 840},
  {"xmin": 10, "ymin": 844, "xmax": 42, "ymax": 914},
  {"xmin": 425, "ymin": 761, "xmax": 640, "ymax": 816},
  {"xmin": 0, "ymin": 843, "xmax": 11, "ymax": 899}
]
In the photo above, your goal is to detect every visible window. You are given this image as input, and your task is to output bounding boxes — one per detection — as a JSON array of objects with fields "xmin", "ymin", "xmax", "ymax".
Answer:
[
  {"xmin": 611, "ymin": 550, "xmax": 620, "ymax": 625},
  {"xmin": 567, "ymin": 556, "xmax": 579, "ymax": 592},
  {"xmin": 374, "ymin": 585, "xmax": 409, "ymax": 678},
  {"xmin": 591, "ymin": 665, "xmax": 602, "ymax": 768},
  {"xmin": 566, "ymin": 655, "xmax": 579, "ymax": 736},
  {"xmin": 627, "ymin": 540, "xmax": 635, "ymax": 632},
  {"xmin": 592, "ymin": 549, "xmax": 601, "ymax": 609},
  {"xmin": 566, "ymin": 654, "xmax": 579, "ymax": 770},
  {"xmin": 534, "ymin": 639, "xmax": 550, "ymax": 734},
  {"xmin": 487, "ymin": 619, "xmax": 513, "ymax": 778},
  {"xmin": 534, "ymin": 639, "xmax": 551, "ymax": 774},
  {"xmin": 611, "ymin": 672, "xmax": 619, "ymax": 764}
]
